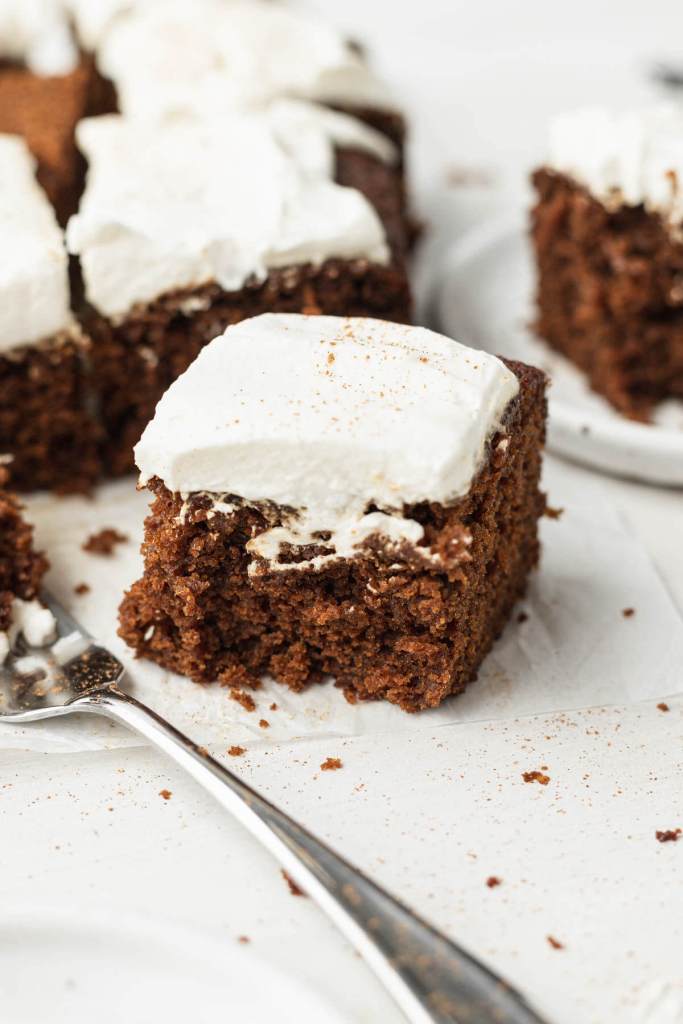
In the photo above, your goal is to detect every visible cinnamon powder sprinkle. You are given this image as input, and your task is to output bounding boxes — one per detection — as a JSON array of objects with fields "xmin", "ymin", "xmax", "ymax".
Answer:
[
  {"xmin": 82, "ymin": 528, "xmax": 128, "ymax": 555},
  {"xmin": 656, "ymin": 828, "xmax": 681, "ymax": 843},
  {"xmin": 547, "ymin": 935, "xmax": 564, "ymax": 950},
  {"xmin": 230, "ymin": 688, "xmax": 256, "ymax": 712},
  {"xmin": 321, "ymin": 757, "xmax": 343, "ymax": 772},
  {"xmin": 282, "ymin": 869, "xmax": 306, "ymax": 897},
  {"xmin": 486, "ymin": 876, "xmax": 502, "ymax": 888},
  {"xmin": 228, "ymin": 745, "xmax": 246, "ymax": 757},
  {"xmin": 523, "ymin": 770, "xmax": 550, "ymax": 786},
  {"xmin": 159, "ymin": 789, "xmax": 172, "ymax": 800}
]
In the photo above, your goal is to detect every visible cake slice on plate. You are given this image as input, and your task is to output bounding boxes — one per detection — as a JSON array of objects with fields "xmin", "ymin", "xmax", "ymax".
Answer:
[
  {"xmin": 0, "ymin": 135, "xmax": 100, "ymax": 492},
  {"xmin": 532, "ymin": 105, "xmax": 683, "ymax": 420},
  {"xmin": 119, "ymin": 314, "xmax": 546, "ymax": 712}
]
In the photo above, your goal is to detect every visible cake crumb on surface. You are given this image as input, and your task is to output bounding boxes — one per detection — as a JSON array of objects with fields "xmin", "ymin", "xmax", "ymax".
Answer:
[
  {"xmin": 74, "ymin": 582, "xmax": 90, "ymax": 595},
  {"xmin": 523, "ymin": 770, "xmax": 550, "ymax": 786},
  {"xmin": 517, "ymin": 611, "xmax": 528, "ymax": 624},
  {"xmin": 269, "ymin": 702, "xmax": 278, "ymax": 711},
  {"xmin": 657, "ymin": 702, "xmax": 670, "ymax": 712},
  {"xmin": 230, "ymin": 688, "xmax": 256, "ymax": 712},
  {"xmin": 656, "ymin": 828, "xmax": 681, "ymax": 843},
  {"xmin": 159, "ymin": 789, "xmax": 172, "ymax": 800},
  {"xmin": 622, "ymin": 607, "xmax": 635, "ymax": 618},
  {"xmin": 282, "ymin": 869, "xmax": 306, "ymax": 897},
  {"xmin": 486, "ymin": 876, "xmax": 502, "ymax": 888},
  {"xmin": 258, "ymin": 718, "xmax": 269, "ymax": 728},
  {"xmin": 237, "ymin": 935, "xmax": 250, "ymax": 944},
  {"xmin": 82, "ymin": 528, "xmax": 128, "ymax": 555},
  {"xmin": 547, "ymin": 936, "xmax": 564, "ymax": 950},
  {"xmin": 228, "ymin": 745, "xmax": 246, "ymax": 757},
  {"xmin": 544, "ymin": 504, "xmax": 564, "ymax": 520},
  {"xmin": 321, "ymin": 757, "xmax": 343, "ymax": 772}
]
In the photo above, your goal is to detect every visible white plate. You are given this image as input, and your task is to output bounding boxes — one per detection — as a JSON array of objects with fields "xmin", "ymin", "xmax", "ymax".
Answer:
[
  {"xmin": 0, "ymin": 909, "xmax": 345, "ymax": 1024},
  {"xmin": 432, "ymin": 212, "xmax": 683, "ymax": 487}
]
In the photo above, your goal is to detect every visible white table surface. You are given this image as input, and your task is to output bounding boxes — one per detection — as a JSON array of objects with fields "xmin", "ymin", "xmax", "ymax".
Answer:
[{"xmin": 3, "ymin": 4, "xmax": 683, "ymax": 1023}]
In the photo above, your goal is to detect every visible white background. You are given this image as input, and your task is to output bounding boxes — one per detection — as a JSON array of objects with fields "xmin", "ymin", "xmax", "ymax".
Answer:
[{"xmin": 3, "ymin": 2, "xmax": 683, "ymax": 1022}]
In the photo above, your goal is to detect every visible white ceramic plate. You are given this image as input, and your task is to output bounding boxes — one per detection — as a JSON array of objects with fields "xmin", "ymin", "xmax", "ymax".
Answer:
[
  {"xmin": 0, "ymin": 909, "xmax": 345, "ymax": 1024},
  {"xmin": 432, "ymin": 212, "xmax": 683, "ymax": 487}
]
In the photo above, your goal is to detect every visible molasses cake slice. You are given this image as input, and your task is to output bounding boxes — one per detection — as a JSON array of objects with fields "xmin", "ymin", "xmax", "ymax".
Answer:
[
  {"xmin": 0, "ymin": 135, "xmax": 100, "ymax": 492},
  {"xmin": 532, "ymin": 105, "xmax": 683, "ymax": 420},
  {"xmin": 67, "ymin": 103, "xmax": 411, "ymax": 476},
  {"xmin": 120, "ymin": 314, "xmax": 546, "ymax": 712}
]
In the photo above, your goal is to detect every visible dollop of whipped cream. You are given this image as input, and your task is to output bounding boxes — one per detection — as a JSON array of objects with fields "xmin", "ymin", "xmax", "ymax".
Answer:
[
  {"xmin": 0, "ymin": 597, "xmax": 57, "ymax": 662},
  {"xmin": 0, "ymin": 0, "xmax": 78, "ymax": 74},
  {"xmin": 548, "ymin": 104, "xmax": 683, "ymax": 226},
  {"xmin": 0, "ymin": 135, "xmax": 72, "ymax": 352},
  {"xmin": 95, "ymin": 0, "xmax": 393, "ymax": 119},
  {"xmin": 66, "ymin": 101, "xmax": 393, "ymax": 320},
  {"xmin": 135, "ymin": 315, "xmax": 519, "ymax": 573}
]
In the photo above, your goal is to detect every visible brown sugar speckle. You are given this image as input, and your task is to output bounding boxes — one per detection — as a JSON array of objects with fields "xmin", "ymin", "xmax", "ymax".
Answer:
[
  {"xmin": 228, "ymin": 745, "xmax": 246, "ymax": 757},
  {"xmin": 657, "ymin": 702, "xmax": 670, "ymax": 712},
  {"xmin": 321, "ymin": 757, "xmax": 343, "ymax": 772},
  {"xmin": 656, "ymin": 828, "xmax": 681, "ymax": 843},
  {"xmin": 82, "ymin": 528, "xmax": 128, "ymax": 555},
  {"xmin": 523, "ymin": 770, "xmax": 550, "ymax": 786},
  {"xmin": 74, "ymin": 582, "xmax": 90, "ymax": 595},
  {"xmin": 547, "ymin": 936, "xmax": 564, "ymax": 950},
  {"xmin": 159, "ymin": 789, "xmax": 172, "ymax": 801},
  {"xmin": 486, "ymin": 876, "xmax": 502, "ymax": 889},
  {"xmin": 282, "ymin": 869, "xmax": 306, "ymax": 897},
  {"xmin": 259, "ymin": 718, "xmax": 269, "ymax": 729},
  {"xmin": 230, "ymin": 688, "xmax": 256, "ymax": 712},
  {"xmin": 622, "ymin": 607, "xmax": 635, "ymax": 618}
]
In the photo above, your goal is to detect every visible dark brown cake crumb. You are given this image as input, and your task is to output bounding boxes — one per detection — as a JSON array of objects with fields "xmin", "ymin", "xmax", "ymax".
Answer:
[
  {"xmin": 269, "ymin": 703, "xmax": 278, "ymax": 711},
  {"xmin": 523, "ymin": 770, "xmax": 550, "ymax": 786},
  {"xmin": 321, "ymin": 757, "xmax": 343, "ymax": 772},
  {"xmin": 517, "ymin": 611, "xmax": 529, "ymax": 624},
  {"xmin": 258, "ymin": 718, "xmax": 269, "ymax": 729},
  {"xmin": 544, "ymin": 504, "xmax": 564, "ymax": 520},
  {"xmin": 656, "ymin": 828, "xmax": 681, "ymax": 843},
  {"xmin": 228, "ymin": 745, "xmax": 246, "ymax": 757},
  {"xmin": 74, "ymin": 582, "xmax": 90, "ymax": 595},
  {"xmin": 82, "ymin": 528, "xmax": 128, "ymax": 555},
  {"xmin": 622, "ymin": 607, "xmax": 635, "ymax": 618},
  {"xmin": 159, "ymin": 789, "xmax": 172, "ymax": 801},
  {"xmin": 486, "ymin": 876, "xmax": 502, "ymax": 888},
  {"xmin": 547, "ymin": 935, "xmax": 564, "ymax": 950},
  {"xmin": 230, "ymin": 688, "xmax": 256, "ymax": 712},
  {"xmin": 657, "ymin": 702, "xmax": 670, "ymax": 712},
  {"xmin": 282, "ymin": 869, "xmax": 306, "ymax": 897}
]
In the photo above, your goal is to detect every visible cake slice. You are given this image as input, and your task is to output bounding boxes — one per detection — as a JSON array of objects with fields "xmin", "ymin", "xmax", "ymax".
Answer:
[
  {"xmin": 0, "ymin": 135, "xmax": 100, "ymax": 492},
  {"xmin": 532, "ymin": 105, "xmax": 683, "ymax": 420},
  {"xmin": 67, "ymin": 103, "xmax": 412, "ymax": 476},
  {"xmin": 119, "ymin": 314, "xmax": 547, "ymax": 712}
]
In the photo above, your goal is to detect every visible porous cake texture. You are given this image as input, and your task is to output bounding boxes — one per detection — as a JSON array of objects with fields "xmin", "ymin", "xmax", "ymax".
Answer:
[
  {"xmin": 119, "ymin": 315, "xmax": 547, "ymax": 712},
  {"xmin": 532, "ymin": 105, "xmax": 683, "ymax": 419}
]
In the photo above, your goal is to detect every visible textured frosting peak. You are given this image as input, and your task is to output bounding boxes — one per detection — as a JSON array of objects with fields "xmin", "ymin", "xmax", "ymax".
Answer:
[
  {"xmin": 96, "ymin": 0, "xmax": 393, "ymax": 119},
  {"xmin": 548, "ymin": 104, "xmax": 683, "ymax": 225},
  {"xmin": 0, "ymin": 0, "xmax": 78, "ymax": 74},
  {"xmin": 67, "ymin": 102, "xmax": 393, "ymax": 319},
  {"xmin": 136, "ymin": 315, "xmax": 519, "ymax": 570},
  {"xmin": 0, "ymin": 134, "xmax": 71, "ymax": 351}
]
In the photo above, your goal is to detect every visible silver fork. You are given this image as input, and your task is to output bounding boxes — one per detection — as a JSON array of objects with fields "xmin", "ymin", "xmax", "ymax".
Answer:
[{"xmin": 0, "ymin": 591, "xmax": 548, "ymax": 1024}]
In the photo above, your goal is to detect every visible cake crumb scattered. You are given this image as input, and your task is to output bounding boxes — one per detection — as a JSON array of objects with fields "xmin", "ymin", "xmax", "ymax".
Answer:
[
  {"xmin": 544, "ymin": 504, "xmax": 564, "ymax": 520},
  {"xmin": 655, "ymin": 828, "xmax": 681, "ymax": 843},
  {"xmin": 230, "ymin": 688, "xmax": 256, "ymax": 712},
  {"xmin": 228, "ymin": 745, "xmax": 246, "ymax": 757},
  {"xmin": 82, "ymin": 528, "xmax": 128, "ymax": 555},
  {"xmin": 237, "ymin": 935, "xmax": 250, "ymax": 945},
  {"xmin": 547, "ymin": 935, "xmax": 564, "ymax": 950},
  {"xmin": 321, "ymin": 757, "xmax": 343, "ymax": 772},
  {"xmin": 517, "ymin": 611, "xmax": 528, "ymax": 624},
  {"xmin": 282, "ymin": 869, "xmax": 306, "ymax": 897},
  {"xmin": 657, "ymin": 702, "xmax": 670, "ymax": 712},
  {"xmin": 269, "ymin": 702, "xmax": 278, "ymax": 711},
  {"xmin": 486, "ymin": 876, "xmax": 502, "ymax": 888},
  {"xmin": 74, "ymin": 582, "xmax": 90, "ymax": 595},
  {"xmin": 159, "ymin": 789, "xmax": 172, "ymax": 801},
  {"xmin": 259, "ymin": 718, "xmax": 269, "ymax": 729},
  {"xmin": 622, "ymin": 607, "xmax": 635, "ymax": 618},
  {"xmin": 523, "ymin": 770, "xmax": 550, "ymax": 786}
]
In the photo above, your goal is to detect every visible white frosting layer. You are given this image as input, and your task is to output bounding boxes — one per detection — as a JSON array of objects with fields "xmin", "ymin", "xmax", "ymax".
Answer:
[
  {"xmin": 64, "ymin": 0, "xmax": 135, "ymax": 51},
  {"xmin": 67, "ymin": 102, "xmax": 393, "ymax": 320},
  {"xmin": 0, "ymin": 0, "xmax": 78, "ymax": 74},
  {"xmin": 136, "ymin": 315, "xmax": 519, "ymax": 571},
  {"xmin": 96, "ymin": 0, "xmax": 393, "ymax": 119},
  {"xmin": 0, "ymin": 135, "xmax": 72, "ymax": 351},
  {"xmin": 0, "ymin": 597, "xmax": 57, "ymax": 660},
  {"xmin": 548, "ymin": 105, "xmax": 683, "ymax": 225}
]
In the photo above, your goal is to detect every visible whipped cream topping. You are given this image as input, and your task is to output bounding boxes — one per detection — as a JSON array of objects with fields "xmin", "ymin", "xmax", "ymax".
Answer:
[
  {"xmin": 0, "ymin": 135, "xmax": 72, "ymax": 352},
  {"xmin": 0, "ymin": 597, "xmax": 57, "ymax": 661},
  {"xmin": 95, "ymin": 0, "xmax": 393, "ymax": 119},
  {"xmin": 67, "ymin": 101, "xmax": 393, "ymax": 320},
  {"xmin": 0, "ymin": 0, "xmax": 78, "ymax": 74},
  {"xmin": 548, "ymin": 104, "xmax": 683, "ymax": 227},
  {"xmin": 136, "ymin": 315, "xmax": 519, "ymax": 572},
  {"xmin": 64, "ymin": 0, "xmax": 135, "ymax": 51}
]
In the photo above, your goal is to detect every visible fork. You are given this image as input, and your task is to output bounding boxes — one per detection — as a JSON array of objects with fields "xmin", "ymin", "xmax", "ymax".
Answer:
[{"xmin": 0, "ymin": 591, "xmax": 548, "ymax": 1024}]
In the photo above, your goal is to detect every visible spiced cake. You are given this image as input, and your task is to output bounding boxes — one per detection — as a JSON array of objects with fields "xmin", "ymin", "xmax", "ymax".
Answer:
[
  {"xmin": 0, "ymin": 135, "xmax": 100, "ymax": 492},
  {"xmin": 67, "ymin": 102, "xmax": 412, "ymax": 476},
  {"xmin": 0, "ymin": 468, "xmax": 55, "ymax": 662},
  {"xmin": 532, "ymin": 105, "xmax": 683, "ymax": 420},
  {"xmin": 119, "ymin": 314, "xmax": 547, "ymax": 712}
]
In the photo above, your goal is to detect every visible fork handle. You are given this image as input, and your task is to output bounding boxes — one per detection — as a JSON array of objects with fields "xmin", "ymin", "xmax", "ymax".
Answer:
[{"xmin": 75, "ymin": 686, "xmax": 547, "ymax": 1024}]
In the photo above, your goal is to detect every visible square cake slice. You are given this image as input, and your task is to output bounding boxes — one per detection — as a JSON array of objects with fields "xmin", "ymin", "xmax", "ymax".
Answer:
[
  {"xmin": 532, "ymin": 105, "xmax": 683, "ymax": 420},
  {"xmin": 119, "ymin": 314, "xmax": 547, "ymax": 712},
  {"xmin": 67, "ymin": 103, "xmax": 412, "ymax": 476},
  {"xmin": 0, "ymin": 135, "xmax": 100, "ymax": 492}
]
